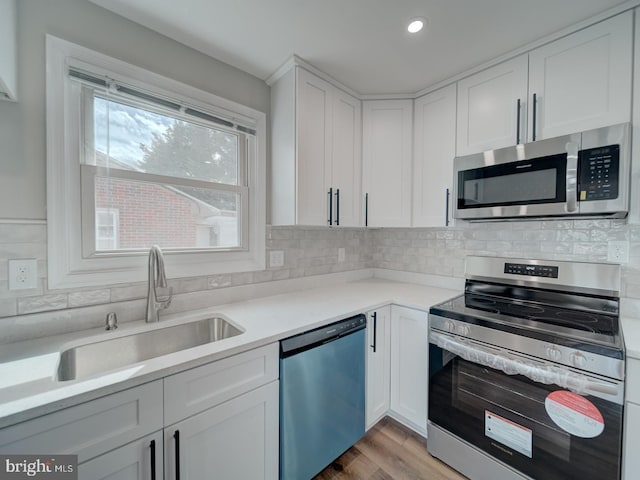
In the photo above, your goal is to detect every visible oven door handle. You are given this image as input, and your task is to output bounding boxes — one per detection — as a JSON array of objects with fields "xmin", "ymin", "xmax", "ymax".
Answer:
[
  {"xmin": 431, "ymin": 331, "xmax": 620, "ymax": 401},
  {"xmin": 565, "ymin": 141, "xmax": 579, "ymax": 213}
]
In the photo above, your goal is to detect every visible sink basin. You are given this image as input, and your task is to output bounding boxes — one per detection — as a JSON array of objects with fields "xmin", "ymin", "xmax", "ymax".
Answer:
[{"xmin": 56, "ymin": 317, "xmax": 243, "ymax": 381}]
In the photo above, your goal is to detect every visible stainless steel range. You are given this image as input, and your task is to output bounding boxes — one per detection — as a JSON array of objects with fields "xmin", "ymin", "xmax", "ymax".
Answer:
[{"xmin": 428, "ymin": 256, "xmax": 624, "ymax": 480}]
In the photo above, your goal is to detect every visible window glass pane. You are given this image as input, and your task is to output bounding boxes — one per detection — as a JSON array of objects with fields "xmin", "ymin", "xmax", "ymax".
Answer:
[
  {"xmin": 93, "ymin": 96, "xmax": 239, "ymax": 185},
  {"xmin": 95, "ymin": 174, "xmax": 240, "ymax": 251}
]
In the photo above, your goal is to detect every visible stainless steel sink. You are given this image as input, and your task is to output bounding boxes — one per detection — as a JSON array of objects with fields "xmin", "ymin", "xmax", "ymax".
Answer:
[{"xmin": 56, "ymin": 317, "xmax": 243, "ymax": 381}]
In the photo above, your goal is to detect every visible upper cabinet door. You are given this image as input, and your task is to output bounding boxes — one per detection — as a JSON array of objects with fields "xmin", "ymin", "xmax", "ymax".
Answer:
[
  {"xmin": 331, "ymin": 89, "xmax": 362, "ymax": 227},
  {"xmin": 413, "ymin": 84, "xmax": 457, "ymax": 227},
  {"xmin": 362, "ymin": 99, "xmax": 413, "ymax": 227},
  {"xmin": 296, "ymin": 68, "xmax": 333, "ymax": 226},
  {"xmin": 456, "ymin": 55, "xmax": 528, "ymax": 156},
  {"xmin": 528, "ymin": 12, "xmax": 632, "ymax": 141}
]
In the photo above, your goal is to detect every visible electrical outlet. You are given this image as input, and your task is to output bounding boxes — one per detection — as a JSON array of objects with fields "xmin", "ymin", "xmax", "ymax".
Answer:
[
  {"xmin": 338, "ymin": 248, "xmax": 346, "ymax": 263},
  {"xmin": 607, "ymin": 241, "xmax": 629, "ymax": 264},
  {"xmin": 9, "ymin": 259, "xmax": 38, "ymax": 290},
  {"xmin": 269, "ymin": 250, "xmax": 284, "ymax": 268}
]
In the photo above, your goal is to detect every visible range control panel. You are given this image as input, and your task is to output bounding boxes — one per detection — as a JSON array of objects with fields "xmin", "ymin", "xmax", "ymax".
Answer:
[
  {"xmin": 504, "ymin": 263, "xmax": 559, "ymax": 278},
  {"xmin": 578, "ymin": 145, "xmax": 619, "ymax": 201}
]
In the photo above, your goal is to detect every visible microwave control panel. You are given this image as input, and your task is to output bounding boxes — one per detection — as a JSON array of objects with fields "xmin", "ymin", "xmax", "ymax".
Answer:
[{"xmin": 578, "ymin": 145, "xmax": 619, "ymax": 201}]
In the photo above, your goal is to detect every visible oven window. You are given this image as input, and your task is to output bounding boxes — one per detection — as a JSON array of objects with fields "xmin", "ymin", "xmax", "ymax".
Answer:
[
  {"xmin": 458, "ymin": 153, "xmax": 566, "ymax": 209},
  {"xmin": 428, "ymin": 344, "xmax": 622, "ymax": 480}
]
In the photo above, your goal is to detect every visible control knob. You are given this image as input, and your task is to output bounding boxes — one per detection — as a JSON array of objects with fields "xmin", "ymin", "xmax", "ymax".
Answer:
[
  {"xmin": 546, "ymin": 346, "xmax": 562, "ymax": 362},
  {"xmin": 456, "ymin": 325, "xmax": 470, "ymax": 336},
  {"xmin": 570, "ymin": 352, "xmax": 587, "ymax": 368},
  {"xmin": 446, "ymin": 321, "xmax": 456, "ymax": 333}
]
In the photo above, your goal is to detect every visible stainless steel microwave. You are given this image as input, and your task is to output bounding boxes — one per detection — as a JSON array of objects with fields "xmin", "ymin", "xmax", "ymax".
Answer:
[{"xmin": 453, "ymin": 123, "xmax": 631, "ymax": 221}]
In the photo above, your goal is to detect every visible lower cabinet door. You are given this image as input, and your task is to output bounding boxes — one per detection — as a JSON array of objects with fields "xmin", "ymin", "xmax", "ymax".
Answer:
[
  {"xmin": 366, "ymin": 306, "xmax": 391, "ymax": 429},
  {"xmin": 165, "ymin": 381, "xmax": 279, "ymax": 480},
  {"xmin": 78, "ymin": 431, "xmax": 163, "ymax": 480},
  {"xmin": 623, "ymin": 401, "xmax": 640, "ymax": 480},
  {"xmin": 390, "ymin": 306, "xmax": 429, "ymax": 434}
]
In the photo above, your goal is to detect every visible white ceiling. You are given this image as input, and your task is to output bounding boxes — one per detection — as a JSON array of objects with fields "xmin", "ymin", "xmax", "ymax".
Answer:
[{"xmin": 89, "ymin": 0, "xmax": 630, "ymax": 95}]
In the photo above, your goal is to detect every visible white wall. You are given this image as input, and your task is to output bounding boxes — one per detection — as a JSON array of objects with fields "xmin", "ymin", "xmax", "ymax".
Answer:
[{"xmin": 0, "ymin": 0, "xmax": 270, "ymax": 220}]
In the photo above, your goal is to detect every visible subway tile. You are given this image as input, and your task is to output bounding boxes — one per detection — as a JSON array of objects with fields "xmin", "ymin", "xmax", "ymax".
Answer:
[
  {"xmin": 168, "ymin": 276, "xmax": 209, "ymax": 294},
  {"xmin": 110, "ymin": 283, "xmax": 147, "ymax": 302},
  {"xmin": 208, "ymin": 274, "xmax": 232, "ymax": 289},
  {"xmin": 18, "ymin": 293, "xmax": 68, "ymax": 314},
  {"xmin": 68, "ymin": 289, "xmax": 111, "ymax": 308}
]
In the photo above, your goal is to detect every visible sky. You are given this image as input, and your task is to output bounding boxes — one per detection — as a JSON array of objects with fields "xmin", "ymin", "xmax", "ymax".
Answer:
[{"xmin": 93, "ymin": 96, "xmax": 171, "ymax": 168}]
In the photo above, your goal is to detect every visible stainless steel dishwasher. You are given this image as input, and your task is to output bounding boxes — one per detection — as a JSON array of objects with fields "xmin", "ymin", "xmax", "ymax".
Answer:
[{"xmin": 279, "ymin": 314, "xmax": 366, "ymax": 480}]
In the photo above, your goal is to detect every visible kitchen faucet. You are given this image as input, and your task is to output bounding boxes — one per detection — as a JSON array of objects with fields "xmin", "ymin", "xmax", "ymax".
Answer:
[{"xmin": 146, "ymin": 245, "xmax": 172, "ymax": 322}]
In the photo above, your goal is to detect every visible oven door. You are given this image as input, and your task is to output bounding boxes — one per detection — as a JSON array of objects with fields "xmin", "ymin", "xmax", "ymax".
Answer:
[
  {"xmin": 453, "ymin": 133, "xmax": 580, "ymax": 220},
  {"xmin": 428, "ymin": 331, "xmax": 623, "ymax": 480}
]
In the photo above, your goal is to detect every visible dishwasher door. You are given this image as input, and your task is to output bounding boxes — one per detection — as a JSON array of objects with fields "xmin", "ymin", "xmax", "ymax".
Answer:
[{"xmin": 280, "ymin": 319, "xmax": 366, "ymax": 480}]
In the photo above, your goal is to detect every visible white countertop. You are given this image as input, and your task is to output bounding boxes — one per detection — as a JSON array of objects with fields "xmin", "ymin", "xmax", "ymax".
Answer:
[
  {"xmin": 0, "ymin": 276, "xmax": 459, "ymax": 428},
  {"xmin": 2, "ymin": 273, "xmax": 639, "ymax": 430}
]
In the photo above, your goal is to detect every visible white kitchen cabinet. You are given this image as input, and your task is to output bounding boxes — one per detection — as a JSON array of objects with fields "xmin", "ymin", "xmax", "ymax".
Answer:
[
  {"xmin": 366, "ymin": 306, "xmax": 391, "ymax": 429},
  {"xmin": 389, "ymin": 305, "xmax": 429, "ymax": 435},
  {"xmin": 623, "ymin": 357, "xmax": 640, "ymax": 480},
  {"xmin": 457, "ymin": 12, "xmax": 632, "ymax": 156},
  {"xmin": 165, "ymin": 381, "xmax": 279, "ymax": 480},
  {"xmin": 413, "ymin": 85, "xmax": 457, "ymax": 227},
  {"xmin": 0, "ymin": 381, "xmax": 163, "ymax": 463},
  {"xmin": 0, "ymin": 0, "xmax": 17, "ymax": 101},
  {"xmin": 362, "ymin": 99, "xmax": 413, "ymax": 227},
  {"xmin": 623, "ymin": 402, "xmax": 640, "ymax": 480},
  {"xmin": 528, "ymin": 12, "xmax": 632, "ymax": 141},
  {"xmin": 271, "ymin": 66, "xmax": 361, "ymax": 226},
  {"xmin": 163, "ymin": 343, "xmax": 279, "ymax": 480},
  {"xmin": 164, "ymin": 342, "xmax": 278, "ymax": 425},
  {"xmin": 0, "ymin": 343, "xmax": 279, "ymax": 479},
  {"xmin": 78, "ymin": 431, "xmax": 163, "ymax": 480},
  {"xmin": 456, "ymin": 55, "xmax": 528, "ymax": 156}
]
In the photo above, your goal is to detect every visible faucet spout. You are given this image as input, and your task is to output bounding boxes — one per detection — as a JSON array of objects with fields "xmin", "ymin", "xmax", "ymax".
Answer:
[{"xmin": 146, "ymin": 245, "xmax": 172, "ymax": 322}]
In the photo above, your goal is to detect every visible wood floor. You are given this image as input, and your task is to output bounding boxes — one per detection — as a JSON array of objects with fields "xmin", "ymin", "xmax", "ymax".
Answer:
[{"xmin": 314, "ymin": 416, "xmax": 468, "ymax": 480}]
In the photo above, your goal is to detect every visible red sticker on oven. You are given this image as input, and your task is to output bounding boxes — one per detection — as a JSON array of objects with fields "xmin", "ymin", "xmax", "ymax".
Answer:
[{"xmin": 545, "ymin": 390, "xmax": 604, "ymax": 438}]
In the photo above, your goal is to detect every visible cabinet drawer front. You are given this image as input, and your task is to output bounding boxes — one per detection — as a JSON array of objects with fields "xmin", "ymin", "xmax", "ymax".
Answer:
[
  {"xmin": 164, "ymin": 343, "xmax": 278, "ymax": 425},
  {"xmin": 627, "ymin": 358, "xmax": 640, "ymax": 403},
  {"xmin": 0, "ymin": 381, "xmax": 163, "ymax": 463}
]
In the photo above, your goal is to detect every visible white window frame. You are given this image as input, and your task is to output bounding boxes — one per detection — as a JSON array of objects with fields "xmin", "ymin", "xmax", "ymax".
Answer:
[{"xmin": 46, "ymin": 35, "xmax": 266, "ymax": 289}]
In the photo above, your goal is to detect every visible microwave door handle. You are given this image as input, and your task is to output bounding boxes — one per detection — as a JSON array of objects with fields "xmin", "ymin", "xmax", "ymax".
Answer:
[{"xmin": 565, "ymin": 142, "xmax": 579, "ymax": 213}]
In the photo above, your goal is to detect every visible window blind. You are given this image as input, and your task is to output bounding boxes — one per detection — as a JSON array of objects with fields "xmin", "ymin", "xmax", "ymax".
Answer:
[{"xmin": 68, "ymin": 67, "xmax": 257, "ymax": 135}]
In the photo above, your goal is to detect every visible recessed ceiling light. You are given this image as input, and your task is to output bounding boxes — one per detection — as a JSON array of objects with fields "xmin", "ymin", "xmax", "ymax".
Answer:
[{"xmin": 407, "ymin": 17, "xmax": 426, "ymax": 34}]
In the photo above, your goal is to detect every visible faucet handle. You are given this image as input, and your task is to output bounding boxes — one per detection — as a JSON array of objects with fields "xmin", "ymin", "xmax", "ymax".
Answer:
[
  {"xmin": 105, "ymin": 312, "xmax": 118, "ymax": 330},
  {"xmin": 155, "ymin": 286, "xmax": 173, "ymax": 304}
]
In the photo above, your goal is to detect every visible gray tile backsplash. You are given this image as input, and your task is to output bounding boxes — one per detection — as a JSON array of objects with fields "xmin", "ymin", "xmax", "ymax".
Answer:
[{"xmin": 0, "ymin": 220, "xmax": 639, "ymax": 342}]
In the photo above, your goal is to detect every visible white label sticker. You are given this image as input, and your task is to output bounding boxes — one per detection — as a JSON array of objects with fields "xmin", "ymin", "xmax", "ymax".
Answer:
[
  {"xmin": 545, "ymin": 390, "xmax": 604, "ymax": 438},
  {"xmin": 485, "ymin": 410, "xmax": 533, "ymax": 458}
]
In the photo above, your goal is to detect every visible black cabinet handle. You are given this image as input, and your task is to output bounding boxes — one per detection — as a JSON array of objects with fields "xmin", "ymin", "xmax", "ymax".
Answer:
[
  {"xmin": 370, "ymin": 311, "xmax": 377, "ymax": 353},
  {"xmin": 174, "ymin": 430, "xmax": 180, "ymax": 480},
  {"xmin": 516, "ymin": 98, "xmax": 521, "ymax": 144},
  {"xmin": 150, "ymin": 439, "xmax": 156, "ymax": 480},
  {"xmin": 327, "ymin": 187, "xmax": 333, "ymax": 225},
  {"xmin": 365, "ymin": 193, "xmax": 369, "ymax": 227},
  {"xmin": 532, "ymin": 93, "xmax": 537, "ymax": 141},
  {"xmin": 445, "ymin": 188, "xmax": 450, "ymax": 227},
  {"xmin": 335, "ymin": 189, "xmax": 340, "ymax": 226}
]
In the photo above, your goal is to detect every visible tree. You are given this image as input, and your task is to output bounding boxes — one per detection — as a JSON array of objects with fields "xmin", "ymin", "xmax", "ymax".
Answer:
[{"xmin": 139, "ymin": 120, "xmax": 239, "ymax": 210}]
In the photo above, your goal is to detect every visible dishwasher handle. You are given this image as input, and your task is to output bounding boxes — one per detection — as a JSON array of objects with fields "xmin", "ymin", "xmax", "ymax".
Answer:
[{"xmin": 280, "ymin": 314, "xmax": 366, "ymax": 358}]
